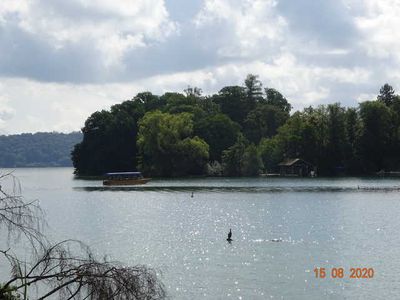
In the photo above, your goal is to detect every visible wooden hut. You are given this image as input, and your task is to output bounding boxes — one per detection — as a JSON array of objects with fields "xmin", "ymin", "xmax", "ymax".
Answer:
[{"xmin": 278, "ymin": 158, "xmax": 315, "ymax": 177}]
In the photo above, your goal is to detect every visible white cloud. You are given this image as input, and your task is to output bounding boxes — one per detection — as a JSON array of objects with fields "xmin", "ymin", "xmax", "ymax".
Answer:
[
  {"xmin": 354, "ymin": 0, "xmax": 400, "ymax": 62},
  {"xmin": 0, "ymin": 78, "xmax": 141, "ymax": 134},
  {"xmin": 99, "ymin": 34, "xmax": 146, "ymax": 69},
  {"xmin": 194, "ymin": 0, "xmax": 287, "ymax": 59},
  {"xmin": 0, "ymin": 54, "xmax": 374, "ymax": 134},
  {"xmin": 1, "ymin": 0, "xmax": 400, "ymax": 133},
  {"xmin": 0, "ymin": 0, "xmax": 178, "ymax": 70},
  {"xmin": 0, "ymin": 0, "xmax": 29, "ymax": 21},
  {"xmin": 356, "ymin": 93, "xmax": 376, "ymax": 103},
  {"xmin": 0, "ymin": 83, "xmax": 16, "ymax": 131}
]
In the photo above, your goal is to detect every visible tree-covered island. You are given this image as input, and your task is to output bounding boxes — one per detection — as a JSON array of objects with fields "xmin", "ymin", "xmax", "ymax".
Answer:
[{"xmin": 72, "ymin": 75, "xmax": 400, "ymax": 177}]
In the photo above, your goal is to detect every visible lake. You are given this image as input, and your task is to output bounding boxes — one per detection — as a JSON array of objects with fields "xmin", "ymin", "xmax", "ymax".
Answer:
[{"xmin": 2, "ymin": 167, "xmax": 400, "ymax": 299}]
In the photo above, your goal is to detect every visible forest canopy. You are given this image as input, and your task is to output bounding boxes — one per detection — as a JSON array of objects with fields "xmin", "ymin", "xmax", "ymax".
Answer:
[{"xmin": 72, "ymin": 75, "xmax": 400, "ymax": 177}]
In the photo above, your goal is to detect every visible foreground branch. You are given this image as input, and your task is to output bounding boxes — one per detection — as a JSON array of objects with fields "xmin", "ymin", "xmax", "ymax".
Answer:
[{"xmin": 0, "ymin": 173, "xmax": 166, "ymax": 299}]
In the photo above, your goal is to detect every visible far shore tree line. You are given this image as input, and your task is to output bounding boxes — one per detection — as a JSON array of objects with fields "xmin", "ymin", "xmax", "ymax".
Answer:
[
  {"xmin": 72, "ymin": 76, "xmax": 400, "ymax": 177},
  {"xmin": 0, "ymin": 132, "xmax": 82, "ymax": 168}
]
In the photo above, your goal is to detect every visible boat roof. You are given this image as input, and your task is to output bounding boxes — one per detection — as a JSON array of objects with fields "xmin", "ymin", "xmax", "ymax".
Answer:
[
  {"xmin": 105, "ymin": 172, "xmax": 142, "ymax": 176},
  {"xmin": 278, "ymin": 158, "xmax": 314, "ymax": 167}
]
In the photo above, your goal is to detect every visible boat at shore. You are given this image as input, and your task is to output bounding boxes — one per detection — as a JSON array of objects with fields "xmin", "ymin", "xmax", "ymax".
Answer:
[{"xmin": 103, "ymin": 172, "xmax": 151, "ymax": 186}]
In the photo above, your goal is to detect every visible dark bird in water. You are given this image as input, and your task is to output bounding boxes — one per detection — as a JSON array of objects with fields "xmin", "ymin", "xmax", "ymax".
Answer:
[
  {"xmin": 227, "ymin": 229, "xmax": 232, "ymax": 242},
  {"xmin": 271, "ymin": 238, "xmax": 282, "ymax": 242}
]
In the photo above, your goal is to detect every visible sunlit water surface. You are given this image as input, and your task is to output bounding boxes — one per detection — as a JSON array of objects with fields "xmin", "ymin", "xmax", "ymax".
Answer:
[{"xmin": 2, "ymin": 168, "xmax": 400, "ymax": 299}]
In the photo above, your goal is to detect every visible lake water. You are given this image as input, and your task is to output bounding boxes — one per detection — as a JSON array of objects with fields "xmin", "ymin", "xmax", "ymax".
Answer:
[{"xmin": 2, "ymin": 167, "xmax": 400, "ymax": 299}]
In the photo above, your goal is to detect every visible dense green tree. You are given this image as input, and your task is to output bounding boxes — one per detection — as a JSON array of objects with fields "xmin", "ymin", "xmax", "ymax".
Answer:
[
  {"xmin": 325, "ymin": 103, "xmax": 347, "ymax": 174},
  {"xmin": 303, "ymin": 106, "xmax": 331, "ymax": 172},
  {"xmin": 137, "ymin": 111, "xmax": 209, "ymax": 176},
  {"xmin": 242, "ymin": 86, "xmax": 291, "ymax": 144},
  {"xmin": 175, "ymin": 136, "xmax": 210, "ymax": 175},
  {"xmin": 391, "ymin": 96, "xmax": 400, "ymax": 167},
  {"xmin": 391, "ymin": 95, "xmax": 400, "ymax": 116},
  {"xmin": 344, "ymin": 108, "xmax": 360, "ymax": 151},
  {"xmin": 133, "ymin": 91, "xmax": 164, "ymax": 111},
  {"xmin": 162, "ymin": 91, "xmax": 207, "ymax": 122},
  {"xmin": 264, "ymin": 88, "xmax": 292, "ymax": 113},
  {"xmin": 244, "ymin": 74, "xmax": 263, "ymax": 105},
  {"xmin": 72, "ymin": 110, "xmax": 114, "ymax": 175},
  {"xmin": 377, "ymin": 83, "xmax": 396, "ymax": 106},
  {"xmin": 72, "ymin": 100, "xmax": 145, "ymax": 175},
  {"xmin": 70, "ymin": 77, "xmax": 400, "ymax": 177},
  {"xmin": 163, "ymin": 92, "xmax": 196, "ymax": 112},
  {"xmin": 359, "ymin": 101, "xmax": 393, "ymax": 172},
  {"xmin": 221, "ymin": 136, "xmax": 262, "ymax": 176},
  {"xmin": 214, "ymin": 86, "xmax": 248, "ymax": 125},
  {"xmin": 269, "ymin": 107, "xmax": 332, "ymax": 173},
  {"xmin": 244, "ymin": 103, "xmax": 289, "ymax": 143},
  {"xmin": 194, "ymin": 114, "xmax": 241, "ymax": 161},
  {"xmin": 241, "ymin": 144, "xmax": 264, "ymax": 176},
  {"xmin": 271, "ymin": 105, "xmax": 360, "ymax": 175},
  {"xmin": 197, "ymin": 96, "xmax": 220, "ymax": 115},
  {"xmin": 221, "ymin": 134, "xmax": 248, "ymax": 176},
  {"xmin": 344, "ymin": 108, "xmax": 362, "ymax": 173},
  {"xmin": 258, "ymin": 137, "xmax": 281, "ymax": 173},
  {"xmin": 274, "ymin": 112, "xmax": 314, "ymax": 162}
]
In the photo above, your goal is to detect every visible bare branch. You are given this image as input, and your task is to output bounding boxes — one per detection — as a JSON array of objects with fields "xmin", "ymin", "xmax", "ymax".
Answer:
[
  {"xmin": 2, "ymin": 240, "xmax": 165, "ymax": 299},
  {"xmin": 0, "ymin": 173, "xmax": 46, "ymax": 247},
  {"xmin": 0, "ymin": 173, "xmax": 166, "ymax": 299}
]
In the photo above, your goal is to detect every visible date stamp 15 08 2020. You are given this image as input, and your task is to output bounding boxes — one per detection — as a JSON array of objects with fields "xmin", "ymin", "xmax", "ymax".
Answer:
[{"xmin": 314, "ymin": 267, "xmax": 374, "ymax": 279}]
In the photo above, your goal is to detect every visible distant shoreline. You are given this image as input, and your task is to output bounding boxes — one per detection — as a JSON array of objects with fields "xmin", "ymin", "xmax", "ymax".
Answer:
[{"xmin": 2, "ymin": 166, "xmax": 400, "ymax": 179}]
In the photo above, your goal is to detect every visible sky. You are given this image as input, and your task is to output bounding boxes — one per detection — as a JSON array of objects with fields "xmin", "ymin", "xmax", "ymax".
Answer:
[{"xmin": 1, "ymin": 0, "xmax": 400, "ymax": 134}]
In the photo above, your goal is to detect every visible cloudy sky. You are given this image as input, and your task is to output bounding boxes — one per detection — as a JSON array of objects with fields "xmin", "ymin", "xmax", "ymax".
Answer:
[{"xmin": 0, "ymin": 0, "xmax": 399, "ymax": 134}]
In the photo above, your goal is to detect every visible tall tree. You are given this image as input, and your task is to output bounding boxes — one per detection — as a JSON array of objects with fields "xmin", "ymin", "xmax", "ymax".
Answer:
[
  {"xmin": 264, "ymin": 88, "xmax": 292, "ymax": 113},
  {"xmin": 325, "ymin": 103, "xmax": 347, "ymax": 174},
  {"xmin": 72, "ymin": 100, "xmax": 145, "ymax": 176},
  {"xmin": 377, "ymin": 83, "xmax": 396, "ymax": 106},
  {"xmin": 359, "ymin": 101, "xmax": 393, "ymax": 172},
  {"xmin": 244, "ymin": 74, "xmax": 263, "ymax": 105},
  {"xmin": 184, "ymin": 86, "xmax": 202, "ymax": 97},
  {"xmin": 344, "ymin": 108, "xmax": 362, "ymax": 173},
  {"xmin": 214, "ymin": 86, "xmax": 248, "ymax": 125}
]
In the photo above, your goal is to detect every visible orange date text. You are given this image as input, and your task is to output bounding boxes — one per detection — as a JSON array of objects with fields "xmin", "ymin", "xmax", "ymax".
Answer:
[{"xmin": 313, "ymin": 267, "xmax": 374, "ymax": 279}]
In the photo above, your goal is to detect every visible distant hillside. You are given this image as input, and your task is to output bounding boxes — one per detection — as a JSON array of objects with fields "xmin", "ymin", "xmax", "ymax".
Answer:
[{"xmin": 0, "ymin": 132, "xmax": 82, "ymax": 167}]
